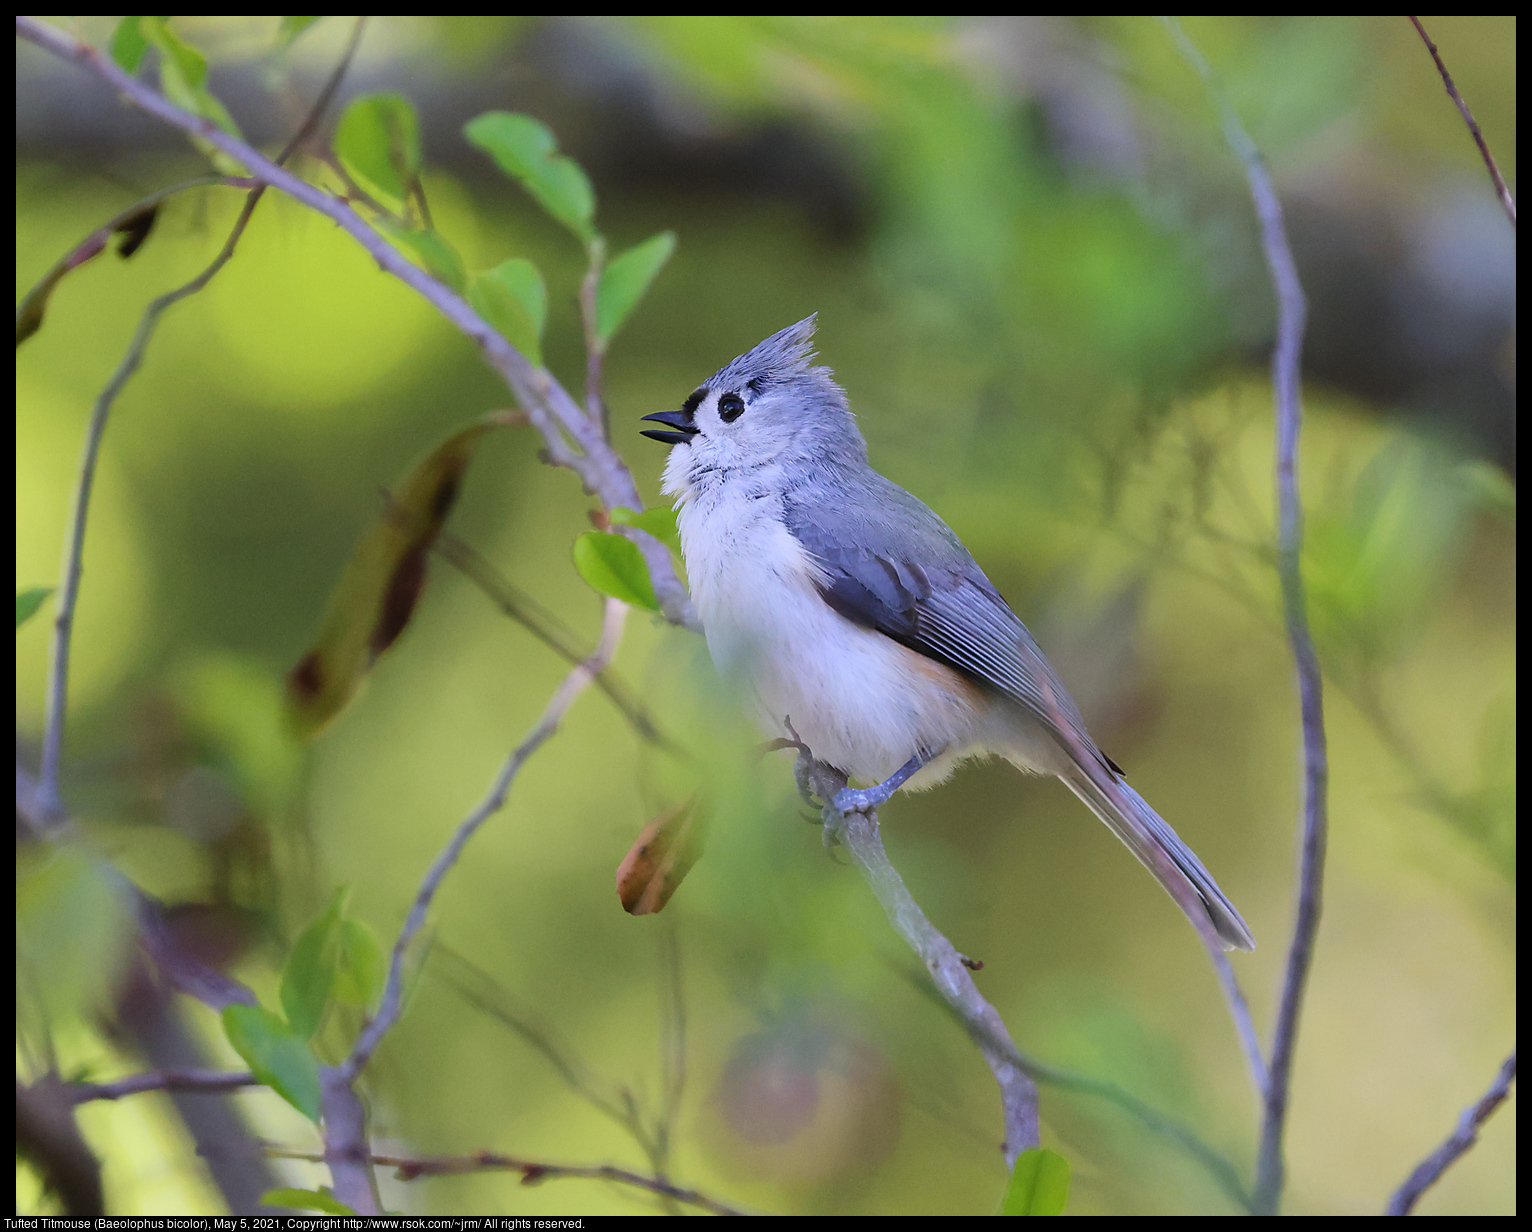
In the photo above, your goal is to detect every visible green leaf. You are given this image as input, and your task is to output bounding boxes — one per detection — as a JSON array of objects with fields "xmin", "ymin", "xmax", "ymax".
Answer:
[
  {"xmin": 222, "ymin": 1004, "xmax": 322, "ymax": 1122},
  {"xmin": 1001, "ymin": 1148, "xmax": 1070, "ymax": 1215},
  {"xmin": 463, "ymin": 111, "xmax": 597, "ymax": 242},
  {"xmin": 17, "ymin": 586, "xmax": 53, "ymax": 630},
  {"xmin": 332, "ymin": 918, "xmax": 387, "ymax": 1008},
  {"xmin": 140, "ymin": 17, "xmax": 247, "ymax": 175},
  {"xmin": 572, "ymin": 531, "xmax": 660, "ymax": 611},
  {"xmin": 286, "ymin": 419, "xmax": 501, "ymax": 737},
  {"xmin": 280, "ymin": 889, "xmax": 347, "ymax": 1039},
  {"xmin": 467, "ymin": 259, "xmax": 547, "ymax": 366},
  {"xmin": 110, "ymin": 16, "xmax": 151, "ymax": 73},
  {"xmin": 335, "ymin": 92, "xmax": 422, "ymax": 204},
  {"xmin": 380, "ymin": 223, "xmax": 467, "ymax": 294},
  {"xmin": 277, "ymin": 17, "xmax": 322, "ymax": 49},
  {"xmin": 262, "ymin": 1187, "xmax": 354, "ymax": 1216},
  {"xmin": 596, "ymin": 231, "xmax": 676, "ymax": 346},
  {"xmin": 608, "ymin": 505, "xmax": 680, "ymax": 555},
  {"xmin": 143, "ymin": 15, "xmax": 208, "ymax": 88}
]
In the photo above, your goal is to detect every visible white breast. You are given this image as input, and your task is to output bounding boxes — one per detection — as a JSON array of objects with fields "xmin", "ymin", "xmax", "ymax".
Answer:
[{"xmin": 667, "ymin": 458, "xmax": 986, "ymax": 785}]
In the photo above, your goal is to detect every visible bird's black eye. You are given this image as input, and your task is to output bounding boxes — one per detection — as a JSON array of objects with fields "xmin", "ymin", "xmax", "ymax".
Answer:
[{"xmin": 718, "ymin": 392, "xmax": 746, "ymax": 422}]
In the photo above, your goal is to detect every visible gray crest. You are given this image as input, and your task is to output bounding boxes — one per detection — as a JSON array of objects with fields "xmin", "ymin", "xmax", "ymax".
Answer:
[{"xmin": 709, "ymin": 314, "xmax": 824, "ymax": 393}]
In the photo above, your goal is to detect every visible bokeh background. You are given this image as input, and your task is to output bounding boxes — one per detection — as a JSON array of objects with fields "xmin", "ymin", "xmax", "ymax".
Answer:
[{"xmin": 17, "ymin": 15, "xmax": 1514, "ymax": 1216}]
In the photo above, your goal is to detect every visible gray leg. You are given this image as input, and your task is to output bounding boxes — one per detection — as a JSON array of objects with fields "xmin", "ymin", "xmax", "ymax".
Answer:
[{"xmin": 831, "ymin": 748, "xmax": 938, "ymax": 815}]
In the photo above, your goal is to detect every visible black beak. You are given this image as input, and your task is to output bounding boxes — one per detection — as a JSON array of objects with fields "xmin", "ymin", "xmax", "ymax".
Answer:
[{"xmin": 640, "ymin": 409, "xmax": 699, "ymax": 445}]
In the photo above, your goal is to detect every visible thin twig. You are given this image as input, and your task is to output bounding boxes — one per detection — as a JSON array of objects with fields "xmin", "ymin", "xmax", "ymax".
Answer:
[
  {"xmin": 16, "ymin": 15, "xmax": 701, "ymax": 632},
  {"xmin": 67, "ymin": 1069, "xmax": 258, "ymax": 1103},
  {"xmin": 339, "ymin": 598, "xmax": 628, "ymax": 1087},
  {"xmin": 16, "ymin": 174, "xmax": 224, "ymax": 344},
  {"xmin": 1039, "ymin": 646, "xmax": 1267, "ymax": 1100},
  {"xmin": 1384, "ymin": 1051, "xmax": 1516, "ymax": 1215},
  {"xmin": 579, "ymin": 236, "xmax": 609, "ymax": 439},
  {"xmin": 798, "ymin": 756, "xmax": 1039, "ymax": 1168},
  {"xmin": 1407, "ymin": 16, "xmax": 1516, "ymax": 228},
  {"xmin": 265, "ymin": 1147, "xmax": 754, "ymax": 1217},
  {"xmin": 27, "ymin": 13, "xmax": 370, "ymax": 828},
  {"xmin": 897, "ymin": 964, "xmax": 1255, "ymax": 1210},
  {"xmin": 1162, "ymin": 18, "xmax": 1326, "ymax": 1217},
  {"xmin": 431, "ymin": 945, "xmax": 643, "ymax": 1135},
  {"xmin": 433, "ymin": 530, "xmax": 671, "ymax": 749}
]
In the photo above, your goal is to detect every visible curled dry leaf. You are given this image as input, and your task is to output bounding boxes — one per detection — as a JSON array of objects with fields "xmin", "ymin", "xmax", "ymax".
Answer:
[
  {"xmin": 286, "ymin": 418, "xmax": 503, "ymax": 737},
  {"xmin": 616, "ymin": 795, "xmax": 706, "ymax": 916}
]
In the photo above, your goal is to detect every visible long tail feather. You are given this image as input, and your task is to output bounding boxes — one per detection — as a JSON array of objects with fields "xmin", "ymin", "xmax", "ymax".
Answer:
[{"xmin": 1059, "ymin": 765, "xmax": 1256, "ymax": 951}]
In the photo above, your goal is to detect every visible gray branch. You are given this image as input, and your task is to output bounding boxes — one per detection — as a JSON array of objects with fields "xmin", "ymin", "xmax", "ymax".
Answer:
[
  {"xmin": 798, "ymin": 755, "xmax": 1039, "ymax": 1168},
  {"xmin": 66, "ymin": 1069, "xmax": 259, "ymax": 1103},
  {"xmin": 1385, "ymin": 1051, "xmax": 1516, "ymax": 1216}
]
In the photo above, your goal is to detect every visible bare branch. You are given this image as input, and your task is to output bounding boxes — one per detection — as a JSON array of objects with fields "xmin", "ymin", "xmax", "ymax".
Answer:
[
  {"xmin": 16, "ymin": 173, "xmax": 225, "ymax": 345},
  {"xmin": 66, "ymin": 1069, "xmax": 258, "ymax": 1103},
  {"xmin": 798, "ymin": 755, "xmax": 1039, "ymax": 1168},
  {"xmin": 579, "ymin": 236, "xmax": 609, "ymax": 438},
  {"xmin": 338, "ymin": 598, "xmax": 628, "ymax": 1088},
  {"xmin": 15, "ymin": 16, "xmax": 700, "ymax": 632},
  {"xmin": 432, "ymin": 530, "xmax": 671, "ymax": 748},
  {"xmin": 896, "ymin": 963, "xmax": 1255, "ymax": 1210},
  {"xmin": 265, "ymin": 1146, "xmax": 756, "ymax": 1217},
  {"xmin": 25, "ymin": 13, "xmax": 370, "ymax": 829},
  {"xmin": 1038, "ymin": 647, "xmax": 1266, "ymax": 1099},
  {"xmin": 1162, "ymin": 18, "xmax": 1327, "ymax": 1217},
  {"xmin": 1407, "ymin": 17, "xmax": 1516, "ymax": 228},
  {"xmin": 1385, "ymin": 1051, "xmax": 1517, "ymax": 1216}
]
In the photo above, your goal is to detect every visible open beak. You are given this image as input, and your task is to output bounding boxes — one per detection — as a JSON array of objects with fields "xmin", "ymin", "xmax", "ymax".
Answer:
[{"xmin": 640, "ymin": 409, "xmax": 699, "ymax": 445}]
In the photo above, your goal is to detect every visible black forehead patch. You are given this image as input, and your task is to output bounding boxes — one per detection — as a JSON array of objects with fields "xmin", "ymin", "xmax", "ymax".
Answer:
[{"xmin": 681, "ymin": 387, "xmax": 707, "ymax": 415}]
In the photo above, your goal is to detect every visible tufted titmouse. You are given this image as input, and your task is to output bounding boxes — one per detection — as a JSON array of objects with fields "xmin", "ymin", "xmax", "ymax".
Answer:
[{"xmin": 642, "ymin": 316, "xmax": 1255, "ymax": 951}]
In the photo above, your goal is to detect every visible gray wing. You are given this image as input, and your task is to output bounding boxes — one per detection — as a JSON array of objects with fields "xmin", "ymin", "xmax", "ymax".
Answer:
[
  {"xmin": 783, "ymin": 475, "xmax": 1121, "ymax": 776},
  {"xmin": 785, "ymin": 473, "xmax": 1256, "ymax": 951}
]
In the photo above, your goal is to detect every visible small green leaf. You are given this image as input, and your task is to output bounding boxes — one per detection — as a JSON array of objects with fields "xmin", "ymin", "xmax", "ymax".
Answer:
[
  {"xmin": 596, "ymin": 231, "xmax": 676, "ymax": 346},
  {"xmin": 467, "ymin": 259, "xmax": 547, "ymax": 366},
  {"xmin": 332, "ymin": 918, "xmax": 387, "ymax": 1008},
  {"xmin": 110, "ymin": 16, "xmax": 151, "ymax": 73},
  {"xmin": 276, "ymin": 17, "xmax": 322, "ymax": 49},
  {"xmin": 608, "ymin": 505, "xmax": 680, "ymax": 555},
  {"xmin": 1001, "ymin": 1148, "xmax": 1070, "ymax": 1215},
  {"xmin": 222, "ymin": 1004, "xmax": 322, "ymax": 1122},
  {"xmin": 335, "ymin": 93, "xmax": 422, "ymax": 204},
  {"xmin": 280, "ymin": 889, "xmax": 347, "ymax": 1039},
  {"xmin": 17, "ymin": 586, "xmax": 53, "ymax": 630},
  {"xmin": 380, "ymin": 223, "xmax": 468, "ymax": 294},
  {"xmin": 143, "ymin": 16, "xmax": 208, "ymax": 88},
  {"xmin": 572, "ymin": 531, "xmax": 660, "ymax": 611},
  {"xmin": 463, "ymin": 111, "xmax": 596, "ymax": 242},
  {"xmin": 140, "ymin": 17, "xmax": 247, "ymax": 174},
  {"xmin": 262, "ymin": 1187, "xmax": 354, "ymax": 1215}
]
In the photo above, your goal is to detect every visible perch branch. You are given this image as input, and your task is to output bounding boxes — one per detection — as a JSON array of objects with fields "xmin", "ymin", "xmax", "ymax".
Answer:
[{"xmin": 799, "ymin": 754, "xmax": 1039, "ymax": 1168}]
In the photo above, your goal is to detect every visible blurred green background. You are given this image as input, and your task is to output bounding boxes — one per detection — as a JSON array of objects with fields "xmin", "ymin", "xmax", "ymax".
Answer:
[{"xmin": 16, "ymin": 15, "xmax": 1514, "ymax": 1216}]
